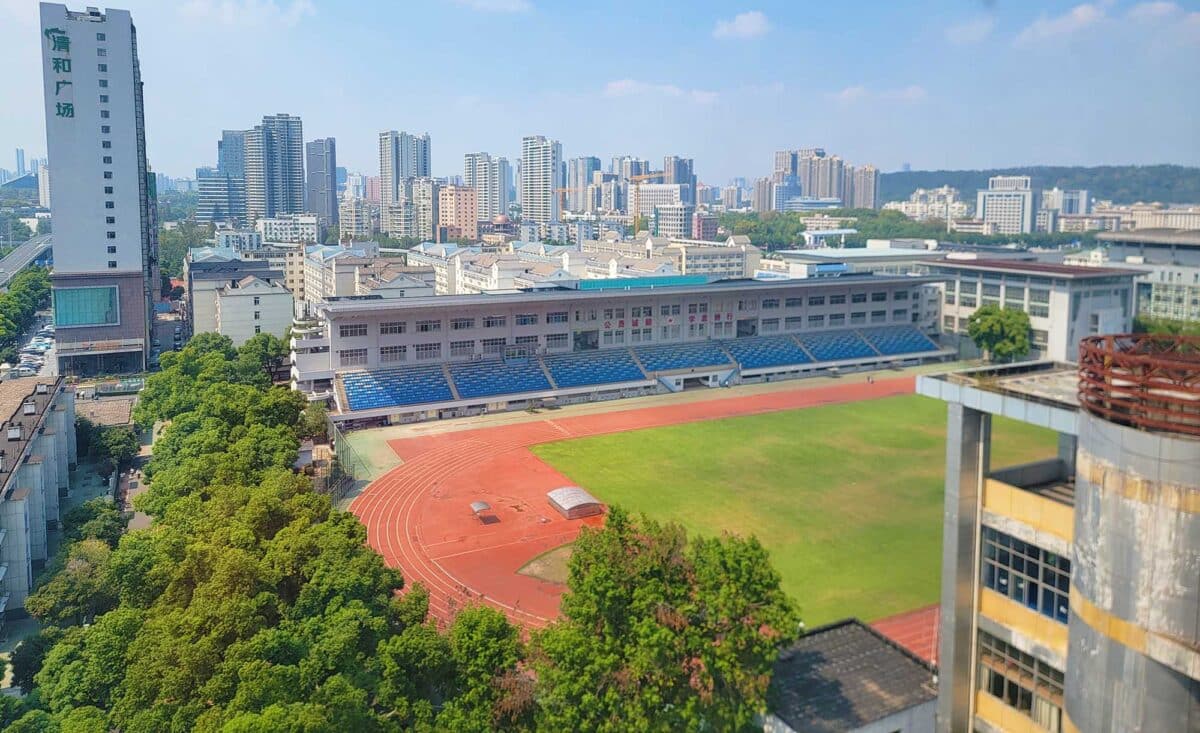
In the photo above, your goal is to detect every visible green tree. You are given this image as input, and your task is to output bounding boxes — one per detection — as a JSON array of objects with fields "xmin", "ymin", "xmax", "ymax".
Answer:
[
  {"xmin": 5, "ymin": 710, "xmax": 59, "ymax": 733},
  {"xmin": 0, "ymin": 694, "xmax": 30, "ymax": 729},
  {"xmin": 534, "ymin": 507, "xmax": 798, "ymax": 732},
  {"xmin": 25, "ymin": 539, "xmax": 117, "ymax": 626},
  {"xmin": 967, "ymin": 305, "xmax": 1032, "ymax": 362},
  {"xmin": 11, "ymin": 627, "xmax": 65, "ymax": 692},
  {"xmin": 298, "ymin": 403, "xmax": 328, "ymax": 441},
  {"xmin": 97, "ymin": 425, "xmax": 141, "ymax": 472},
  {"xmin": 1133, "ymin": 314, "xmax": 1200, "ymax": 337}
]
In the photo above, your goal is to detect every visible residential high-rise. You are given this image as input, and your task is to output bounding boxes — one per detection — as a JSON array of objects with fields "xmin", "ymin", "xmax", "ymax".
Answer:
[
  {"xmin": 245, "ymin": 114, "xmax": 304, "ymax": 220},
  {"xmin": 40, "ymin": 2, "xmax": 158, "ymax": 374},
  {"xmin": 463, "ymin": 152, "xmax": 511, "ymax": 221},
  {"xmin": 566, "ymin": 156, "xmax": 600, "ymax": 213},
  {"xmin": 378, "ymin": 130, "xmax": 431, "ymax": 207},
  {"xmin": 217, "ymin": 129, "xmax": 246, "ymax": 177},
  {"xmin": 774, "ymin": 148, "xmax": 825, "ymax": 185},
  {"xmin": 411, "ymin": 177, "xmax": 439, "ymax": 241},
  {"xmin": 15, "ymin": 148, "xmax": 26, "ymax": 176},
  {"xmin": 977, "ymin": 175, "xmax": 1035, "ymax": 234},
  {"xmin": 849, "ymin": 164, "xmax": 880, "ymax": 209},
  {"xmin": 196, "ymin": 166, "xmax": 246, "ymax": 226},
  {"xmin": 338, "ymin": 197, "xmax": 376, "ymax": 240},
  {"xmin": 752, "ymin": 177, "xmax": 774, "ymax": 212},
  {"xmin": 519, "ymin": 135, "xmax": 561, "ymax": 225},
  {"xmin": 663, "ymin": 155, "xmax": 697, "ymax": 205},
  {"xmin": 305, "ymin": 137, "xmax": 337, "ymax": 234},
  {"xmin": 37, "ymin": 160, "xmax": 50, "ymax": 208},
  {"xmin": 652, "ymin": 203, "xmax": 694, "ymax": 239},
  {"xmin": 720, "ymin": 186, "xmax": 741, "ymax": 210},
  {"xmin": 437, "ymin": 185, "xmax": 478, "ymax": 241}
]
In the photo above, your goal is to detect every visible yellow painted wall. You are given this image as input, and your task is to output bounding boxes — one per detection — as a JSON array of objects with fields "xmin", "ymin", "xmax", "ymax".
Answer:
[
  {"xmin": 976, "ymin": 691, "xmax": 1052, "ymax": 733},
  {"xmin": 983, "ymin": 479, "xmax": 1074, "ymax": 544},
  {"xmin": 979, "ymin": 588, "xmax": 1068, "ymax": 660}
]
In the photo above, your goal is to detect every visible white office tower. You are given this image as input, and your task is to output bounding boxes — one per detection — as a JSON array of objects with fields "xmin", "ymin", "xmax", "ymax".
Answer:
[
  {"xmin": 40, "ymin": 2, "xmax": 159, "ymax": 375},
  {"xmin": 245, "ymin": 113, "xmax": 304, "ymax": 220},
  {"xmin": 977, "ymin": 175, "xmax": 1035, "ymax": 235},
  {"xmin": 463, "ymin": 152, "xmax": 511, "ymax": 221},
  {"xmin": 519, "ymin": 135, "xmax": 562, "ymax": 225},
  {"xmin": 379, "ymin": 130, "xmax": 431, "ymax": 207}
]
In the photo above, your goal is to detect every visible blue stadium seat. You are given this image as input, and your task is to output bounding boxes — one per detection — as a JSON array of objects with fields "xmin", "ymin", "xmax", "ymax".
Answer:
[
  {"xmin": 858, "ymin": 326, "xmax": 939, "ymax": 356},
  {"xmin": 341, "ymin": 364, "xmax": 454, "ymax": 411},
  {"xmin": 797, "ymin": 330, "xmax": 877, "ymax": 362},
  {"xmin": 633, "ymin": 342, "xmax": 733, "ymax": 372},
  {"xmin": 722, "ymin": 336, "xmax": 813, "ymax": 369},
  {"xmin": 449, "ymin": 358, "xmax": 551, "ymax": 399},
  {"xmin": 543, "ymin": 349, "xmax": 647, "ymax": 388}
]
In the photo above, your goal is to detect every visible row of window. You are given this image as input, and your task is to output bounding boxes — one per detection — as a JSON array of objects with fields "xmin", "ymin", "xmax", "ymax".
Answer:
[
  {"xmin": 981, "ymin": 525, "xmax": 1070, "ymax": 623},
  {"xmin": 343, "ymin": 314, "xmax": 567, "ymax": 338},
  {"xmin": 977, "ymin": 630, "xmax": 1064, "ymax": 732},
  {"xmin": 340, "ymin": 334, "xmax": 571, "ymax": 366}
]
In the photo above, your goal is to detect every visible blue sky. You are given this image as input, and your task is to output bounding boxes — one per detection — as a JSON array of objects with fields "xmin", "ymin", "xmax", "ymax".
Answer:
[{"xmin": 3, "ymin": 0, "xmax": 1199, "ymax": 184}]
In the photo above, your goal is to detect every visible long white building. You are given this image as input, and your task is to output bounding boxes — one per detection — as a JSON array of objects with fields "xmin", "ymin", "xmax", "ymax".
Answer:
[{"xmin": 40, "ymin": 2, "xmax": 158, "ymax": 375}]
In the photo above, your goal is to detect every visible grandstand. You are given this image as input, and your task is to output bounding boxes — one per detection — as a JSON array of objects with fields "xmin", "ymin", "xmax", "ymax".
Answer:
[{"xmin": 292, "ymin": 274, "xmax": 956, "ymax": 424}]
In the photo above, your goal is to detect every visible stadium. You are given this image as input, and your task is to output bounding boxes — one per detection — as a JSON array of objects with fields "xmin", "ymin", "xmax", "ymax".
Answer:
[{"xmin": 292, "ymin": 273, "xmax": 956, "ymax": 425}]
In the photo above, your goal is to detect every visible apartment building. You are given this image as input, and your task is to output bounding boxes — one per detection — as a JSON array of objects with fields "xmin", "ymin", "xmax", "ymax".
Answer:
[
  {"xmin": 256, "ymin": 213, "xmax": 319, "ymax": 243},
  {"xmin": 1093, "ymin": 228, "xmax": 1200, "ymax": 322},
  {"xmin": 437, "ymin": 185, "xmax": 478, "ymax": 240},
  {"xmin": 214, "ymin": 275, "xmax": 293, "ymax": 345}
]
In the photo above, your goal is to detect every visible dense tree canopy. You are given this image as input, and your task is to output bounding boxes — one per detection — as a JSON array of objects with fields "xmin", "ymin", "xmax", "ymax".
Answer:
[
  {"xmin": 15, "ymin": 335, "xmax": 802, "ymax": 731},
  {"xmin": 1134, "ymin": 315, "xmax": 1200, "ymax": 337},
  {"xmin": 0, "ymin": 266, "xmax": 51, "ymax": 364},
  {"xmin": 157, "ymin": 220, "xmax": 211, "ymax": 279},
  {"xmin": 967, "ymin": 305, "xmax": 1032, "ymax": 363}
]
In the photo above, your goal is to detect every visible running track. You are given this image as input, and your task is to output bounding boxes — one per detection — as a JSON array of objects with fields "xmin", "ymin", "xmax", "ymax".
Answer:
[{"xmin": 350, "ymin": 375, "xmax": 916, "ymax": 628}]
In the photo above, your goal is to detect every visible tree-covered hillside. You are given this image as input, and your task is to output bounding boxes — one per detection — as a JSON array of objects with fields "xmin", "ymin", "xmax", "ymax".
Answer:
[{"xmin": 880, "ymin": 165, "xmax": 1200, "ymax": 205}]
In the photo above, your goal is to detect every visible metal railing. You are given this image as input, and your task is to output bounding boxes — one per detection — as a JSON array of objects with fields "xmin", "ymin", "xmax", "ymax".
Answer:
[{"xmin": 1078, "ymin": 333, "xmax": 1200, "ymax": 437}]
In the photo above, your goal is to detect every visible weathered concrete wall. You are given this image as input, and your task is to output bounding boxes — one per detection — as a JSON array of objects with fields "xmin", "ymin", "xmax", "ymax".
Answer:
[{"xmin": 1066, "ymin": 413, "xmax": 1200, "ymax": 732}]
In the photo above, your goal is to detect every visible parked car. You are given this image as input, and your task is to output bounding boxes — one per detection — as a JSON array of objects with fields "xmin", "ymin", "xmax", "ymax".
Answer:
[{"xmin": 11, "ymin": 367, "xmax": 37, "ymax": 377}]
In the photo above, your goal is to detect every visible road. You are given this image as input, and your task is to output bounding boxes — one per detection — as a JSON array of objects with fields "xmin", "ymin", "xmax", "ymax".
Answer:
[{"xmin": 0, "ymin": 234, "xmax": 51, "ymax": 289}]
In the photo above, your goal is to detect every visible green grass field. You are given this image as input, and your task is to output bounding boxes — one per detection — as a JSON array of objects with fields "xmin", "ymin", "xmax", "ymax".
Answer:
[{"xmin": 531, "ymin": 394, "xmax": 1056, "ymax": 626}]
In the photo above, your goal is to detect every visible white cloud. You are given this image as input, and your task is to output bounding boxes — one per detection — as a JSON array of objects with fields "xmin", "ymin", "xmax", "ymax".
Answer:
[
  {"xmin": 1014, "ymin": 4, "xmax": 1105, "ymax": 45},
  {"xmin": 831, "ymin": 85, "xmax": 927, "ymax": 104},
  {"xmin": 713, "ymin": 10, "xmax": 769, "ymax": 40},
  {"xmin": 179, "ymin": 0, "xmax": 316, "ymax": 27},
  {"xmin": 448, "ymin": 0, "xmax": 532, "ymax": 12},
  {"xmin": 603, "ymin": 79, "xmax": 718, "ymax": 105},
  {"xmin": 945, "ymin": 16, "xmax": 995, "ymax": 45},
  {"xmin": 1126, "ymin": 1, "xmax": 1200, "ymax": 43},
  {"xmin": 1127, "ymin": 1, "xmax": 1179, "ymax": 20}
]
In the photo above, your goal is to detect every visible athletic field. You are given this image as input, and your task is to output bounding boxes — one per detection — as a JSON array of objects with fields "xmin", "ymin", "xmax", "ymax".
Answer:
[{"xmin": 531, "ymin": 393, "xmax": 1055, "ymax": 625}]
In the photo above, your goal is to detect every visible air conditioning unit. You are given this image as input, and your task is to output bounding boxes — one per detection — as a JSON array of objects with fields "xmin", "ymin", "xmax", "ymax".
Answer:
[
  {"xmin": 6, "ymin": 426, "xmax": 21, "ymax": 441},
  {"xmin": 22, "ymin": 402, "xmax": 35, "ymax": 416},
  {"xmin": 35, "ymin": 383, "xmax": 48, "ymax": 395}
]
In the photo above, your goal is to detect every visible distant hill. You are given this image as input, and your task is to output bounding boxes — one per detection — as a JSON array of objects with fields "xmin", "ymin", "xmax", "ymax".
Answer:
[{"xmin": 880, "ymin": 165, "xmax": 1200, "ymax": 206}]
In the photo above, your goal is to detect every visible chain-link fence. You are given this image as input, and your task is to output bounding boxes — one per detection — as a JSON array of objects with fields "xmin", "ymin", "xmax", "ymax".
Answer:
[{"xmin": 316, "ymin": 419, "xmax": 372, "ymax": 502}]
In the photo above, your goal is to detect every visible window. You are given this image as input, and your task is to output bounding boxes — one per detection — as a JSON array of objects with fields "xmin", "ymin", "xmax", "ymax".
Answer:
[
  {"xmin": 338, "ymin": 348, "xmax": 368, "ymax": 367},
  {"xmin": 870, "ymin": 310, "xmax": 887, "ymax": 323},
  {"xmin": 784, "ymin": 316, "xmax": 803, "ymax": 330},
  {"xmin": 982, "ymin": 283, "xmax": 1001, "ymax": 298},
  {"xmin": 105, "ymin": 217, "xmax": 114, "ymax": 224},
  {"xmin": 101, "ymin": 125, "xmax": 110, "ymax": 134},
  {"xmin": 339, "ymin": 323, "xmax": 368, "ymax": 338},
  {"xmin": 851, "ymin": 293, "xmax": 867, "ymax": 303},
  {"xmin": 483, "ymin": 315, "xmax": 506, "ymax": 328},
  {"xmin": 252, "ymin": 296, "xmax": 260, "ymax": 306},
  {"xmin": 255, "ymin": 325, "xmax": 261, "ymax": 334},
  {"xmin": 97, "ymin": 48, "xmax": 106, "ymax": 57},
  {"xmin": 687, "ymin": 322, "xmax": 707, "ymax": 337},
  {"xmin": 943, "ymin": 315, "xmax": 955, "ymax": 331},
  {"xmin": 851, "ymin": 312, "xmax": 866, "ymax": 325},
  {"xmin": 807, "ymin": 314, "xmax": 825, "ymax": 327},
  {"xmin": 102, "ymin": 140, "xmax": 112, "ymax": 149},
  {"xmin": 785, "ymin": 297, "xmax": 803, "ymax": 308},
  {"xmin": 630, "ymin": 327, "xmax": 652, "ymax": 343},
  {"xmin": 103, "ymin": 156, "xmax": 112, "ymax": 164},
  {"xmin": 546, "ymin": 333, "xmax": 569, "ymax": 349},
  {"xmin": 99, "ymin": 79, "xmax": 108, "ymax": 87},
  {"xmin": 893, "ymin": 308, "xmax": 908, "ymax": 321},
  {"xmin": 1030, "ymin": 288, "xmax": 1050, "ymax": 304},
  {"xmin": 982, "ymin": 526, "xmax": 1070, "ymax": 623},
  {"xmin": 515, "ymin": 335, "xmax": 539, "ymax": 346},
  {"xmin": 100, "ymin": 110, "xmax": 109, "ymax": 119},
  {"xmin": 107, "ymin": 260, "xmax": 117, "ymax": 268},
  {"xmin": 977, "ymin": 630, "xmax": 1064, "ymax": 733},
  {"xmin": 828, "ymin": 294, "xmax": 846, "ymax": 305},
  {"xmin": 961, "ymin": 294, "xmax": 978, "ymax": 308},
  {"xmin": 450, "ymin": 317, "xmax": 474, "ymax": 330},
  {"xmin": 808, "ymin": 296, "xmax": 825, "ymax": 307},
  {"xmin": 1032, "ymin": 329, "xmax": 1049, "ymax": 347},
  {"xmin": 97, "ymin": 63, "xmax": 107, "ymax": 72},
  {"xmin": 106, "ymin": 245, "xmax": 116, "ymax": 254},
  {"xmin": 54, "ymin": 286, "xmax": 119, "ymax": 327},
  {"xmin": 414, "ymin": 343, "xmax": 441, "ymax": 360},
  {"xmin": 482, "ymin": 337, "xmax": 506, "ymax": 355},
  {"xmin": 1029, "ymin": 304, "xmax": 1050, "ymax": 318},
  {"xmin": 546, "ymin": 311, "xmax": 568, "ymax": 324},
  {"xmin": 104, "ymin": 186, "xmax": 114, "ymax": 194},
  {"xmin": 737, "ymin": 299, "xmax": 757, "ymax": 311},
  {"xmin": 945, "ymin": 292, "xmax": 957, "ymax": 305},
  {"xmin": 96, "ymin": 32, "xmax": 106, "ymax": 40},
  {"xmin": 253, "ymin": 311, "xmax": 261, "ymax": 320},
  {"xmin": 761, "ymin": 298, "xmax": 780, "ymax": 309},
  {"xmin": 450, "ymin": 340, "xmax": 474, "ymax": 357},
  {"xmin": 99, "ymin": 94, "xmax": 108, "ymax": 103},
  {"xmin": 103, "ymin": 171, "xmax": 112, "ymax": 179},
  {"xmin": 761, "ymin": 318, "xmax": 779, "ymax": 333},
  {"xmin": 829, "ymin": 313, "xmax": 845, "ymax": 326},
  {"xmin": 105, "ymin": 201, "xmax": 114, "ymax": 209},
  {"xmin": 515, "ymin": 313, "xmax": 538, "ymax": 326},
  {"xmin": 871, "ymin": 291, "xmax": 887, "ymax": 302},
  {"xmin": 894, "ymin": 290, "xmax": 909, "ymax": 301},
  {"xmin": 106, "ymin": 231, "xmax": 116, "ymax": 238},
  {"xmin": 380, "ymin": 321, "xmax": 406, "ymax": 335},
  {"xmin": 687, "ymin": 302, "xmax": 708, "ymax": 315},
  {"xmin": 416, "ymin": 319, "xmax": 441, "ymax": 333},
  {"xmin": 377, "ymin": 345, "xmax": 406, "ymax": 363},
  {"xmin": 660, "ymin": 304, "xmax": 680, "ymax": 316}
]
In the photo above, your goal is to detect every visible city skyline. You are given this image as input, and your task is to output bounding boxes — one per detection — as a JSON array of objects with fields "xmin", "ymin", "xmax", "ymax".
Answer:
[{"xmin": 3, "ymin": 0, "xmax": 1198, "ymax": 182}]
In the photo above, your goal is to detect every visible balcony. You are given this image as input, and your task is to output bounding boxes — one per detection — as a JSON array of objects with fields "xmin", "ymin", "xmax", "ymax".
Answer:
[{"xmin": 984, "ymin": 458, "xmax": 1076, "ymax": 548}]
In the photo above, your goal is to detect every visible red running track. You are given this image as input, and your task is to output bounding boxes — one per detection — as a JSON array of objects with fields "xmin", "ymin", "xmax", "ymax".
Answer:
[{"xmin": 350, "ymin": 375, "xmax": 916, "ymax": 628}]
